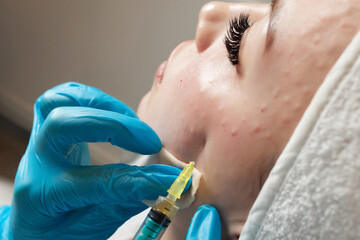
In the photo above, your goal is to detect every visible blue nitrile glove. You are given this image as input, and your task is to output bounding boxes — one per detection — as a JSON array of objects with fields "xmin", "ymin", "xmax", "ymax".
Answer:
[
  {"xmin": 0, "ymin": 82, "xmax": 186, "ymax": 240},
  {"xmin": 185, "ymin": 205, "xmax": 221, "ymax": 240}
]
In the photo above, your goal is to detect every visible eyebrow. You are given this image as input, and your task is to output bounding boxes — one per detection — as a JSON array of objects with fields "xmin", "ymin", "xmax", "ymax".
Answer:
[{"xmin": 265, "ymin": 0, "xmax": 282, "ymax": 50}]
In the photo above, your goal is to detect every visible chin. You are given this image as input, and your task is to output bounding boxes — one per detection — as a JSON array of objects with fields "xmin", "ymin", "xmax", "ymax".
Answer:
[{"xmin": 137, "ymin": 91, "xmax": 152, "ymax": 120}]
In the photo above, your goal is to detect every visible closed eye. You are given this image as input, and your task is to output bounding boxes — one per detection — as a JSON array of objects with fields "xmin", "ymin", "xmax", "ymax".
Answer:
[{"xmin": 224, "ymin": 14, "xmax": 252, "ymax": 66}]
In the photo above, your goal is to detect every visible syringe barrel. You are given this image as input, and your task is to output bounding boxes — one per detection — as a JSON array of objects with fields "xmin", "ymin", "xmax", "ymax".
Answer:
[{"xmin": 133, "ymin": 209, "xmax": 171, "ymax": 240}]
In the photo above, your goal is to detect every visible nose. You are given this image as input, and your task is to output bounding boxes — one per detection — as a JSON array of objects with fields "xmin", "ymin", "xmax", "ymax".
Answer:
[
  {"xmin": 195, "ymin": 2, "xmax": 229, "ymax": 53},
  {"xmin": 195, "ymin": 2, "xmax": 269, "ymax": 53}
]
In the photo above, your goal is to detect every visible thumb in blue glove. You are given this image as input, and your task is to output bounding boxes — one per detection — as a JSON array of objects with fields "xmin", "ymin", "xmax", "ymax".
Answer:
[{"xmin": 185, "ymin": 205, "xmax": 222, "ymax": 240}]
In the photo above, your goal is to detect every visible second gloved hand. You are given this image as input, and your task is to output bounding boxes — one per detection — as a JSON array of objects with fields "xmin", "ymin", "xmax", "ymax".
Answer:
[
  {"xmin": 185, "ymin": 205, "xmax": 222, "ymax": 240},
  {"xmin": 0, "ymin": 82, "xmax": 184, "ymax": 240}
]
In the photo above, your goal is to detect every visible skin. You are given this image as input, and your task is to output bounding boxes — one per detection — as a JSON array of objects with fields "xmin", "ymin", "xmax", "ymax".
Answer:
[{"xmin": 137, "ymin": 1, "xmax": 360, "ymax": 239}]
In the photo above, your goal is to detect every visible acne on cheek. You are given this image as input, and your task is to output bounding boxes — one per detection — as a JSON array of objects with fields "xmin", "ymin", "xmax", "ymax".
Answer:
[
  {"xmin": 259, "ymin": 103, "xmax": 268, "ymax": 113},
  {"xmin": 249, "ymin": 119, "xmax": 273, "ymax": 141},
  {"xmin": 269, "ymin": 57, "xmax": 314, "ymax": 126},
  {"xmin": 217, "ymin": 113, "xmax": 271, "ymax": 148},
  {"xmin": 268, "ymin": 88, "xmax": 311, "ymax": 149},
  {"xmin": 221, "ymin": 121, "xmax": 241, "ymax": 137}
]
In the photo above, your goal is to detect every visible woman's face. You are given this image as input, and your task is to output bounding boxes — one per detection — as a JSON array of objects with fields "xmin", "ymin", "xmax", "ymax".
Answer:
[{"xmin": 138, "ymin": 0, "xmax": 358, "ymax": 238}]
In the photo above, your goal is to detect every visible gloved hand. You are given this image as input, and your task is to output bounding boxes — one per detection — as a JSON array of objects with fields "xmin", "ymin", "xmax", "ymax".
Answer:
[
  {"xmin": 0, "ymin": 82, "xmax": 185, "ymax": 240},
  {"xmin": 185, "ymin": 205, "xmax": 222, "ymax": 240}
]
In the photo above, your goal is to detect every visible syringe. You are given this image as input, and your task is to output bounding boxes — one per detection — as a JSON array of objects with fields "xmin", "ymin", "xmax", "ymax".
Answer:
[{"xmin": 133, "ymin": 161, "xmax": 195, "ymax": 240}]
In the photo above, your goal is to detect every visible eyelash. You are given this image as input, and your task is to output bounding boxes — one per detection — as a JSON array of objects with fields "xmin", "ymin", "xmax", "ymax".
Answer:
[{"xmin": 224, "ymin": 14, "xmax": 252, "ymax": 65}]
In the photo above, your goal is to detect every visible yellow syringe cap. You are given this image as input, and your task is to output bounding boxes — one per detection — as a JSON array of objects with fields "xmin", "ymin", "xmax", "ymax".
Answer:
[{"xmin": 167, "ymin": 161, "xmax": 195, "ymax": 199}]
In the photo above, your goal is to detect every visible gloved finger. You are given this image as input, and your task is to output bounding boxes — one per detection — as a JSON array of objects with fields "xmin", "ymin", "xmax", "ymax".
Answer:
[
  {"xmin": 35, "ymin": 82, "xmax": 137, "ymax": 125},
  {"xmin": 48, "ymin": 164, "xmax": 183, "ymax": 214},
  {"xmin": 185, "ymin": 205, "xmax": 221, "ymax": 240},
  {"xmin": 37, "ymin": 106, "xmax": 161, "ymax": 158},
  {"xmin": 0, "ymin": 205, "xmax": 11, "ymax": 226},
  {"xmin": 53, "ymin": 203, "xmax": 136, "ymax": 238}
]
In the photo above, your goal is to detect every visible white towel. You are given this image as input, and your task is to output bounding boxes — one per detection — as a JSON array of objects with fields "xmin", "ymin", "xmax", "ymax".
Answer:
[{"xmin": 240, "ymin": 31, "xmax": 360, "ymax": 240}]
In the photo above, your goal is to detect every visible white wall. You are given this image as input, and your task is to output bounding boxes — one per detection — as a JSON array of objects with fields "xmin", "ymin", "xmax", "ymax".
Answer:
[
  {"xmin": 0, "ymin": 177, "xmax": 13, "ymax": 205},
  {"xmin": 0, "ymin": 0, "xmax": 270, "ymax": 162}
]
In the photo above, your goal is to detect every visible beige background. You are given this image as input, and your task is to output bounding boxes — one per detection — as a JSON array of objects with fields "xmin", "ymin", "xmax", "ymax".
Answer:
[{"xmin": 0, "ymin": 0, "xmax": 270, "ymax": 130}]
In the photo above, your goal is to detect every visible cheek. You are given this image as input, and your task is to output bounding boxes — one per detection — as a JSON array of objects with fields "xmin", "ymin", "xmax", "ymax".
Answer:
[
  {"xmin": 194, "ymin": 116, "xmax": 268, "ymax": 212},
  {"xmin": 194, "ymin": 99, "xmax": 281, "ymax": 202},
  {"xmin": 199, "ymin": 101, "xmax": 272, "ymax": 170},
  {"xmin": 139, "ymin": 63, "xmax": 213, "ymax": 162}
]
